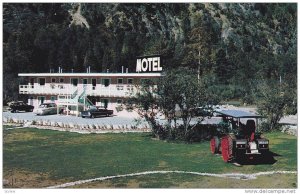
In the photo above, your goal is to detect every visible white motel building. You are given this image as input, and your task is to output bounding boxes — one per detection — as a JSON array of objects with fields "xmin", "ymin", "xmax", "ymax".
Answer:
[{"xmin": 18, "ymin": 56, "xmax": 163, "ymax": 115}]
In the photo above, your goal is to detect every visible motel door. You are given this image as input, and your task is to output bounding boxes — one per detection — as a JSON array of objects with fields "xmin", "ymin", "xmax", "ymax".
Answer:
[
  {"xmin": 38, "ymin": 96, "xmax": 45, "ymax": 105},
  {"xmin": 83, "ymin": 78, "xmax": 88, "ymax": 85},
  {"xmin": 101, "ymin": 99, "xmax": 109, "ymax": 109},
  {"xmin": 71, "ymin": 78, "xmax": 78, "ymax": 92},
  {"xmin": 30, "ymin": 78, "xmax": 35, "ymax": 88},
  {"xmin": 29, "ymin": 97, "xmax": 34, "ymax": 106},
  {"xmin": 92, "ymin": 79, "xmax": 96, "ymax": 90}
]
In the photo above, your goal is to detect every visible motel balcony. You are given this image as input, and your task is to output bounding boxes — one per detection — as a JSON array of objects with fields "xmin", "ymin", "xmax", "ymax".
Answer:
[
  {"xmin": 19, "ymin": 83, "xmax": 157, "ymax": 98},
  {"xmin": 19, "ymin": 83, "xmax": 78, "ymax": 95}
]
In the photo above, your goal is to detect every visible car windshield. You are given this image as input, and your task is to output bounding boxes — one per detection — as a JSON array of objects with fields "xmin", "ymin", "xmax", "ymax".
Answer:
[
  {"xmin": 88, "ymin": 106, "xmax": 97, "ymax": 111},
  {"xmin": 39, "ymin": 104, "xmax": 54, "ymax": 108}
]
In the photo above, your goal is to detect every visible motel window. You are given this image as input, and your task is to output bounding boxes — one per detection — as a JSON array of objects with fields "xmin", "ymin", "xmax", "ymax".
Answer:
[
  {"xmin": 102, "ymin": 79, "xmax": 110, "ymax": 87},
  {"xmin": 60, "ymin": 78, "xmax": 64, "ymax": 83},
  {"xmin": 71, "ymin": 78, "xmax": 78, "ymax": 86},
  {"xmin": 83, "ymin": 78, "xmax": 88, "ymax": 85},
  {"xmin": 30, "ymin": 78, "xmax": 35, "ymax": 85},
  {"xmin": 117, "ymin": 78, "xmax": 123, "ymax": 84},
  {"xmin": 127, "ymin": 78, "xmax": 133, "ymax": 84},
  {"xmin": 51, "ymin": 78, "xmax": 56, "ymax": 83},
  {"xmin": 39, "ymin": 78, "xmax": 45, "ymax": 86}
]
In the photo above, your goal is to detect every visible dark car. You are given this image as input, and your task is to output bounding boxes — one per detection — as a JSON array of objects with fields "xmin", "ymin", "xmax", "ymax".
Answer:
[
  {"xmin": 192, "ymin": 106, "xmax": 213, "ymax": 117},
  {"xmin": 81, "ymin": 107, "xmax": 113, "ymax": 118},
  {"xmin": 9, "ymin": 101, "xmax": 34, "ymax": 113}
]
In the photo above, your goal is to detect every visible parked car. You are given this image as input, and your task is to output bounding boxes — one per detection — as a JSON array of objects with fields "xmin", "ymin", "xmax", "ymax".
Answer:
[
  {"xmin": 192, "ymin": 106, "xmax": 214, "ymax": 117},
  {"xmin": 9, "ymin": 101, "xmax": 34, "ymax": 113},
  {"xmin": 34, "ymin": 103, "xmax": 60, "ymax": 115},
  {"xmin": 81, "ymin": 106, "xmax": 113, "ymax": 118}
]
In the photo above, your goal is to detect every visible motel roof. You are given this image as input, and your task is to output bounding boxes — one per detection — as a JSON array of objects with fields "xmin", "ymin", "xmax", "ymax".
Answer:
[{"xmin": 18, "ymin": 73, "xmax": 163, "ymax": 77}]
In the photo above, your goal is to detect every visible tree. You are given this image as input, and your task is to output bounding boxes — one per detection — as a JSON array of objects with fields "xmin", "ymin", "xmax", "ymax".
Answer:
[
  {"xmin": 132, "ymin": 68, "xmax": 219, "ymax": 141},
  {"xmin": 256, "ymin": 79, "xmax": 295, "ymax": 131}
]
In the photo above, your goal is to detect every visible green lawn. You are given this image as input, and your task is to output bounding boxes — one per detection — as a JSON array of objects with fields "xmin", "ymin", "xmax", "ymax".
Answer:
[{"xmin": 3, "ymin": 126, "xmax": 297, "ymax": 188}]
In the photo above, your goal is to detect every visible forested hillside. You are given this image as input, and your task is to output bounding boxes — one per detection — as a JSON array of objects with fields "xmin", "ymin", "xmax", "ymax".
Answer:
[{"xmin": 3, "ymin": 3, "xmax": 297, "ymax": 104}]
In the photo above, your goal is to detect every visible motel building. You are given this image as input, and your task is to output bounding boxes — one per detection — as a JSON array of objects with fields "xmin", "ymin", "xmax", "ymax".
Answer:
[{"xmin": 18, "ymin": 56, "xmax": 162, "ymax": 116}]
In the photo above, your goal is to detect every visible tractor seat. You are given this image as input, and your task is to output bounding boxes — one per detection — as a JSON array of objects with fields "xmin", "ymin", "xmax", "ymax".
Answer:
[{"xmin": 245, "ymin": 119, "xmax": 256, "ymax": 141}]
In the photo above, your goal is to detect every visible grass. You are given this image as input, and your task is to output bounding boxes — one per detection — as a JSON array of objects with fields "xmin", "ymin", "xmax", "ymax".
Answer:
[
  {"xmin": 70, "ymin": 173, "xmax": 297, "ymax": 188},
  {"xmin": 3, "ymin": 125, "xmax": 297, "ymax": 188}
]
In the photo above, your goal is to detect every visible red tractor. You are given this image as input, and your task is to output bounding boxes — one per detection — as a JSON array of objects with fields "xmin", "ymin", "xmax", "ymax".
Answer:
[{"xmin": 210, "ymin": 110, "xmax": 269, "ymax": 162}]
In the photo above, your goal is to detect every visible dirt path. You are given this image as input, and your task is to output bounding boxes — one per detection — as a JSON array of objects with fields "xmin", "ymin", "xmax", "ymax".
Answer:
[{"xmin": 46, "ymin": 170, "xmax": 297, "ymax": 188}]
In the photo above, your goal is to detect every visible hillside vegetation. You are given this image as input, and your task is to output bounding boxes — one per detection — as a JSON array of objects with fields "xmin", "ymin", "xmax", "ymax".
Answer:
[{"xmin": 3, "ymin": 3, "xmax": 297, "ymax": 104}]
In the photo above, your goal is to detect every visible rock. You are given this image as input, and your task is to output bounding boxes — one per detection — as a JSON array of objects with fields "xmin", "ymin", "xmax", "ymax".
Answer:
[
  {"xmin": 110, "ymin": 125, "xmax": 120, "ymax": 130},
  {"xmin": 79, "ymin": 124, "xmax": 85, "ymax": 130},
  {"xmin": 69, "ymin": 123, "xmax": 74, "ymax": 128},
  {"xmin": 3, "ymin": 117, "xmax": 8, "ymax": 123},
  {"xmin": 281, "ymin": 125, "xmax": 297, "ymax": 136},
  {"xmin": 42, "ymin": 120, "xmax": 48, "ymax": 126},
  {"xmin": 57, "ymin": 122, "xmax": 63, "ymax": 127},
  {"xmin": 12, "ymin": 118, "xmax": 18, "ymax": 123},
  {"xmin": 3, "ymin": 179, "xmax": 9, "ymax": 186},
  {"xmin": 50, "ymin": 121, "xmax": 56, "ymax": 127},
  {"xmin": 23, "ymin": 121, "xmax": 33, "ymax": 127}
]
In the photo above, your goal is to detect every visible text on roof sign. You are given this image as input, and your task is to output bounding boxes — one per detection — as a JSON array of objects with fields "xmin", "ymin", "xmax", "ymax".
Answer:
[{"xmin": 136, "ymin": 57, "xmax": 162, "ymax": 72}]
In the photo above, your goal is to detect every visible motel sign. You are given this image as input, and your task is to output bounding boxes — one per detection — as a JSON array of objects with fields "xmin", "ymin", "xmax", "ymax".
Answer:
[{"xmin": 136, "ymin": 56, "xmax": 162, "ymax": 72}]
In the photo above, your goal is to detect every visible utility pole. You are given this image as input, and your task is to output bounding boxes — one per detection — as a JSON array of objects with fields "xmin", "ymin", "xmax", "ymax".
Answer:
[
  {"xmin": 197, "ymin": 34, "xmax": 201, "ymax": 82},
  {"xmin": 198, "ymin": 49, "xmax": 200, "ymax": 82}
]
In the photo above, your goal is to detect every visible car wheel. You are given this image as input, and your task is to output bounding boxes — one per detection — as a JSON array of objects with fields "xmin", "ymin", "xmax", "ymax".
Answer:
[
  {"xmin": 30, "ymin": 109, "xmax": 33, "ymax": 112},
  {"xmin": 90, "ymin": 114, "xmax": 95, "ymax": 119},
  {"xmin": 82, "ymin": 116, "xmax": 85, "ymax": 118},
  {"xmin": 11, "ymin": 110, "xmax": 15, "ymax": 113}
]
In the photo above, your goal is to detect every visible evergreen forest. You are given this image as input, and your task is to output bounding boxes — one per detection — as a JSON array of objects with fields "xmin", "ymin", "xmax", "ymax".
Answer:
[{"xmin": 3, "ymin": 3, "xmax": 297, "ymax": 106}]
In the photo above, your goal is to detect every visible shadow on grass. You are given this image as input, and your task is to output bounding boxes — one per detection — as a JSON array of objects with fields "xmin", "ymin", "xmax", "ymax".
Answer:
[{"xmin": 236, "ymin": 151, "xmax": 280, "ymax": 165}]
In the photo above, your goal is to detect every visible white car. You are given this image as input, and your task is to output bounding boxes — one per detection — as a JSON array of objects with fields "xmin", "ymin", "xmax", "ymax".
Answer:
[{"xmin": 34, "ymin": 103, "xmax": 60, "ymax": 115}]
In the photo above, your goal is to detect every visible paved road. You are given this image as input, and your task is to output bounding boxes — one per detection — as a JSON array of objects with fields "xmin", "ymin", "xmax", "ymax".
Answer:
[
  {"xmin": 3, "ymin": 111, "xmax": 148, "ymax": 126},
  {"xmin": 3, "ymin": 111, "xmax": 223, "ymax": 127}
]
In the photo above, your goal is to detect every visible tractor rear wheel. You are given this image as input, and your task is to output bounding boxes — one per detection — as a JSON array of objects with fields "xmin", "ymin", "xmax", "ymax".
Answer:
[{"xmin": 221, "ymin": 136, "xmax": 233, "ymax": 162}]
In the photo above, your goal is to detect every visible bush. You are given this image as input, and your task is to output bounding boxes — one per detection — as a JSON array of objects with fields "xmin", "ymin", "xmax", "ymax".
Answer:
[{"xmin": 149, "ymin": 118, "xmax": 218, "ymax": 142}]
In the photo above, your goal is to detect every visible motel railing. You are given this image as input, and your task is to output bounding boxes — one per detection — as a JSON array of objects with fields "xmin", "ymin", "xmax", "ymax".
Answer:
[
  {"xmin": 19, "ymin": 83, "xmax": 151, "ymax": 98},
  {"xmin": 19, "ymin": 84, "xmax": 78, "ymax": 95}
]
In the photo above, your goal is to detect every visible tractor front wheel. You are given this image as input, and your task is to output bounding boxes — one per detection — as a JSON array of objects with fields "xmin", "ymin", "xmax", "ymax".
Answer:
[{"xmin": 221, "ymin": 136, "xmax": 233, "ymax": 162}]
